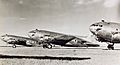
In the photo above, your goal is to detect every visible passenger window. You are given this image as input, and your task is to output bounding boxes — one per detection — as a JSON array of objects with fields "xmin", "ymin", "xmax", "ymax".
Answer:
[
  {"xmin": 107, "ymin": 23, "xmax": 110, "ymax": 24},
  {"xmin": 91, "ymin": 24, "xmax": 99, "ymax": 26},
  {"xmin": 33, "ymin": 31, "xmax": 36, "ymax": 33},
  {"xmin": 115, "ymin": 32, "xmax": 118, "ymax": 34},
  {"xmin": 1, "ymin": 36, "xmax": 4, "ymax": 37},
  {"xmin": 99, "ymin": 25, "xmax": 103, "ymax": 27},
  {"xmin": 40, "ymin": 37, "xmax": 43, "ymax": 38}
]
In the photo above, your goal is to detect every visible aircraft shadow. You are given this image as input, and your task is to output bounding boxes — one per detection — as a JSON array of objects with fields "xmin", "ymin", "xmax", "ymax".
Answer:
[
  {"xmin": 102, "ymin": 49, "xmax": 120, "ymax": 50},
  {"xmin": 0, "ymin": 46, "xmax": 23, "ymax": 47},
  {"xmin": 52, "ymin": 47, "xmax": 100, "ymax": 49},
  {"xmin": 0, "ymin": 54, "xmax": 91, "ymax": 60},
  {"xmin": 0, "ymin": 46, "xmax": 42, "ymax": 47}
]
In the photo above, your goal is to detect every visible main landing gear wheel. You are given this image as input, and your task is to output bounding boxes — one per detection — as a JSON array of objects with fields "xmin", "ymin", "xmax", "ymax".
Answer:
[
  {"xmin": 43, "ymin": 45, "xmax": 47, "ymax": 48},
  {"xmin": 43, "ymin": 43, "xmax": 48, "ymax": 49},
  {"xmin": 43, "ymin": 43, "xmax": 52, "ymax": 49},
  {"xmin": 47, "ymin": 44, "xmax": 52, "ymax": 49},
  {"xmin": 12, "ymin": 44, "xmax": 16, "ymax": 48},
  {"xmin": 107, "ymin": 43, "xmax": 114, "ymax": 50}
]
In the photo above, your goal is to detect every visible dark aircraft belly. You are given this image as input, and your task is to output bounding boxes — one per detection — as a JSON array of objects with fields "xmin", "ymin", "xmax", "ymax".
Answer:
[
  {"xmin": 10, "ymin": 41, "xmax": 33, "ymax": 47},
  {"xmin": 50, "ymin": 39, "xmax": 69, "ymax": 46},
  {"xmin": 96, "ymin": 30, "xmax": 120, "ymax": 43}
]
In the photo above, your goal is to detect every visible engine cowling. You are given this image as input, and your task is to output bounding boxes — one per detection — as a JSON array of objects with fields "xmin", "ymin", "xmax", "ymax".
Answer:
[
  {"xmin": 26, "ymin": 40, "xmax": 36, "ymax": 45},
  {"xmin": 7, "ymin": 39, "xmax": 16, "ymax": 43}
]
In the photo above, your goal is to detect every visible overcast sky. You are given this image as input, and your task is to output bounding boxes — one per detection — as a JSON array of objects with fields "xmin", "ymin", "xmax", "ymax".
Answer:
[{"xmin": 0, "ymin": 0, "xmax": 119, "ymax": 36}]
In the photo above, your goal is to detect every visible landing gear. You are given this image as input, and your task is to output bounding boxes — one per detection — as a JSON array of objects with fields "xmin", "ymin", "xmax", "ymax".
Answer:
[
  {"xmin": 10, "ymin": 41, "xmax": 16, "ymax": 48},
  {"xmin": 47, "ymin": 44, "xmax": 52, "ymax": 49},
  {"xmin": 43, "ymin": 43, "xmax": 52, "ymax": 49},
  {"xmin": 12, "ymin": 44, "xmax": 16, "ymax": 48},
  {"xmin": 107, "ymin": 43, "xmax": 114, "ymax": 50}
]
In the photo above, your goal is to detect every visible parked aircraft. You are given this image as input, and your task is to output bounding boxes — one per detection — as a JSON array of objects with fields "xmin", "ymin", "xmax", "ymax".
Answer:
[
  {"xmin": 0, "ymin": 34, "xmax": 39, "ymax": 48},
  {"xmin": 89, "ymin": 20, "xmax": 120, "ymax": 50},
  {"xmin": 28, "ymin": 29, "xmax": 99, "ymax": 49},
  {"xmin": 0, "ymin": 30, "xmax": 100, "ymax": 49}
]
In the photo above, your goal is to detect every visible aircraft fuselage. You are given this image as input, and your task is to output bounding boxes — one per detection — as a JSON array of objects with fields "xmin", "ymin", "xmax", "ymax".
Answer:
[{"xmin": 90, "ymin": 21, "xmax": 120, "ymax": 43}]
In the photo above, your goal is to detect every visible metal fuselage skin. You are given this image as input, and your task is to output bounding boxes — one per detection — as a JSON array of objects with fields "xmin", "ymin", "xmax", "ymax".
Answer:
[
  {"xmin": 28, "ymin": 29, "xmax": 99, "ymax": 47},
  {"xmin": 89, "ymin": 21, "xmax": 120, "ymax": 43}
]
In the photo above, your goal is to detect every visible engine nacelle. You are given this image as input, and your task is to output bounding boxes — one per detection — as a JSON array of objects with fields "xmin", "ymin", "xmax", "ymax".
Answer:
[
  {"xmin": 7, "ymin": 39, "xmax": 16, "ymax": 43},
  {"xmin": 26, "ymin": 40, "xmax": 36, "ymax": 45}
]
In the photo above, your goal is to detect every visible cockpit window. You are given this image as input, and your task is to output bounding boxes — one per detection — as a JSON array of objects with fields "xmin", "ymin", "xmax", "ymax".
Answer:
[
  {"xmin": 32, "ymin": 34, "xmax": 34, "ymax": 36},
  {"xmin": 91, "ymin": 23, "xmax": 103, "ymax": 27},
  {"xmin": 91, "ymin": 24, "xmax": 98, "ymax": 26},
  {"xmin": 40, "ymin": 37, "xmax": 43, "ymax": 38}
]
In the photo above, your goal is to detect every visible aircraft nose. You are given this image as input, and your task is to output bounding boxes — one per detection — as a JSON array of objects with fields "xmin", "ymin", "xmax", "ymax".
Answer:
[
  {"xmin": 89, "ymin": 23, "xmax": 103, "ymax": 35},
  {"xmin": 0, "ymin": 35, "xmax": 6, "ymax": 41},
  {"xmin": 89, "ymin": 25, "xmax": 97, "ymax": 34}
]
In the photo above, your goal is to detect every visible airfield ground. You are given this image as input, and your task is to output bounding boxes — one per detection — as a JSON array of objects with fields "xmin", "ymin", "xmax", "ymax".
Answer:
[{"xmin": 0, "ymin": 45, "xmax": 120, "ymax": 65}]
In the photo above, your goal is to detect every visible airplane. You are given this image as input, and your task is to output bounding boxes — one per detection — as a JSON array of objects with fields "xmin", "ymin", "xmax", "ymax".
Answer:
[
  {"xmin": 89, "ymin": 20, "xmax": 120, "ymax": 50},
  {"xmin": 28, "ymin": 29, "xmax": 99, "ymax": 49},
  {"xmin": 0, "ymin": 34, "xmax": 39, "ymax": 48}
]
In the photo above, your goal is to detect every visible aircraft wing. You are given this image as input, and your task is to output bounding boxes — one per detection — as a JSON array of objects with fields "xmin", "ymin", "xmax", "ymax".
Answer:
[
  {"xmin": 70, "ymin": 36, "xmax": 99, "ymax": 47},
  {"xmin": 74, "ymin": 36, "xmax": 92, "ymax": 43}
]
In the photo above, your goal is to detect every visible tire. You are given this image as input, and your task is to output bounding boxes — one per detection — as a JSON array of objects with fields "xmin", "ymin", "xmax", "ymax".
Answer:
[
  {"xmin": 47, "ymin": 44, "xmax": 52, "ymax": 49},
  {"xmin": 107, "ymin": 45, "xmax": 114, "ymax": 50},
  {"xmin": 43, "ymin": 45, "xmax": 47, "ymax": 48},
  {"xmin": 111, "ymin": 47, "xmax": 114, "ymax": 50}
]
